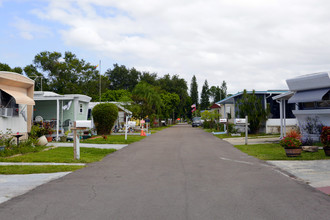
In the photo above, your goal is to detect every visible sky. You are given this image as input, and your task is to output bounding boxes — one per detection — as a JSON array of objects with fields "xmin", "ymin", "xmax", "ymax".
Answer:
[{"xmin": 1, "ymin": 0, "xmax": 330, "ymax": 95}]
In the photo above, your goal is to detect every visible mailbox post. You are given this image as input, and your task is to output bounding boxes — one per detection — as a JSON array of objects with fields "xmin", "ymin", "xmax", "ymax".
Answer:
[
  {"xmin": 72, "ymin": 120, "xmax": 92, "ymax": 160},
  {"xmin": 125, "ymin": 115, "xmax": 132, "ymax": 141},
  {"xmin": 234, "ymin": 117, "xmax": 249, "ymax": 145}
]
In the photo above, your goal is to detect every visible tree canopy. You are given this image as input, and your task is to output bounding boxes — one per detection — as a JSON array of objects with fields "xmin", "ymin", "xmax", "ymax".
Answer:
[
  {"xmin": 1, "ymin": 50, "xmax": 231, "ymax": 122},
  {"xmin": 236, "ymin": 90, "xmax": 269, "ymax": 134},
  {"xmin": 200, "ymin": 80, "xmax": 210, "ymax": 110},
  {"xmin": 0, "ymin": 62, "xmax": 23, "ymax": 74},
  {"xmin": 190, "ymin": 75, "xmax": 198, "ymax": 107},
  {"xmin": 131, "ymin": 82, "xmax": 163, "ymax": 119},
  {"xmin": 105, "ymin": 64, "xmax": 140, "ymax": 92}
]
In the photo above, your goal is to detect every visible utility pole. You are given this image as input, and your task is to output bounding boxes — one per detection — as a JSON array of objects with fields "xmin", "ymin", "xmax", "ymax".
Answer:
[{"xmin": 99, "ymin": 60, "xmax": 102, "ymax": 102}]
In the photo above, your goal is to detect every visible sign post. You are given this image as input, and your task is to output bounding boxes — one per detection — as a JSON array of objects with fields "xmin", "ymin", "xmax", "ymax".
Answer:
[
  {"xmin": 72, "ymin": 120, "xmax": 92, "ymax": 160},
  {"xmin": 234, "ymin": 118, "xmax": 249, "ymax": 144},
  {"xmin": 245, "ymin": 115, "xmax": 248, "ymax": 145},
  {"xmin": 219, "ymin": 119, "xmax": 227, "ymax": 134}
]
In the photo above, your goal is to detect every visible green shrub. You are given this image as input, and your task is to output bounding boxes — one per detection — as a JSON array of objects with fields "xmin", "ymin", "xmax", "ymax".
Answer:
[
  {"xmin": 0, "ymin": 129, "xmax": 14, "ymax": 148},
  {"xmin": 92, "ymin": 103, "xmax": 119, "ymax": 135},
  {"xmin": 227, "ymin": 123, "xmax": 236, "ymax": 133},
  {"xmin": 29, "ymin": 125, "xmax": 48, "ymax": 139},
  {"xmin": 0, "ymin": 139, "xmax": 44, "ymax": 157}
]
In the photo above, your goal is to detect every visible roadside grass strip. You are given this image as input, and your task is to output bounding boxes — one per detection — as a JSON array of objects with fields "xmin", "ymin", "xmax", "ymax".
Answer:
[
  {"xmin": 81, "ymin": 135, "xmax": 145, "ymax": 144},
  {"xmin": 235, "ymin": 143, "xmax": 330, "ymax": 160},
  {"xmin": 0, "ymin": 165, "xmax": 84, "ymax": 175},
  {"xmin": 0, "ymin": 147, "xmax": 117, "ymax": 163},
  {"xmin": 213, "ymin": 133, "xmax": 280, "ymax": 139}
]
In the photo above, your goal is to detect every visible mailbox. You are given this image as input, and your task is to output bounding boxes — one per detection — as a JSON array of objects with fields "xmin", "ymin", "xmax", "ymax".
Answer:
[
  {"xmin": 219, "ymin": 119, "xmax": 227, "ymax": 123},
  {"xmin": 235, "ymin": 118, "xmax": 247, "ymax": 124},
  {"xmin": 75, "ymin": 120, "xmax": 92, "ymax": 128}
]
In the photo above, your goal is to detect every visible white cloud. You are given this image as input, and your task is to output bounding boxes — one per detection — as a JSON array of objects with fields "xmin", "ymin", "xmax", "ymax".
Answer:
[
  {"xmin": 31, "ymin": 0, "xmax": 330, "ymax": 93},
  {"xmin": 12, "ymin": 17, "xmax": 53, "ymax": 40}
]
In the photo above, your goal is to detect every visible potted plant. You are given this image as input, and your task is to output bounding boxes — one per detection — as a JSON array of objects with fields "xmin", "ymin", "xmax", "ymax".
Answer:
[
  {"xmin": 30, "ymin": 125, "xmax": 49, "ymax": 145},
  {"xmin": 43, "ymin": 122, "xmax": 54, "ymax": 142},
  {"xmin": 280, "ymin": 131, "xmax": 302, "ymax": 157},
  {"xmin": 320, "ymin": 126, "xmax": 330, "ymax": 156}
]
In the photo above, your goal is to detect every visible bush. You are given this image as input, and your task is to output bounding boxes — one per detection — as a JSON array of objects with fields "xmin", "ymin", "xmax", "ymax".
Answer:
[
  {"xmin": 30, "ymin": 125, "xmax": 48, "ymax": 139},
  {"xmin": 286, "ymin": 129, "xmax": 301, "ymax": 140},
  {"xmin": 227, "ymin": 123, "xmax": 237, "ymax": 133},
  {"xmin": 279, "ymin": 136, "xmax": 302, "ymax": 148},
  {"xmin": 320, "ymin": 126, "xmax": 330, "ymax": 147},
  {"xmin": 92, "ymin": 103, "xmax": 119, "ymax": 135},
  {"xmin": 0, "ymin": 129, "xmax": 14, "ymax": 148}
]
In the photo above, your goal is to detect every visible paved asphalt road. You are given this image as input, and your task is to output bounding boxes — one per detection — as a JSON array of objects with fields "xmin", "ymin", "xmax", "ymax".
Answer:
[{"xmin": 1, "ymin": 124, "xmax": 330, "ymax": 220}]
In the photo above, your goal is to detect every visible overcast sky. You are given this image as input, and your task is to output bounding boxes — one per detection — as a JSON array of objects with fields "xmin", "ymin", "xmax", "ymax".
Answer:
[{"xmin": 1, "ymin": 0, "xmax": 330, "ymax": 95}]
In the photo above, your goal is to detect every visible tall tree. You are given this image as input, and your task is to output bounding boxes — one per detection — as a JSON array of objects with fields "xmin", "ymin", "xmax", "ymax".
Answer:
[
  {"xmin": 160, "ymin": 92, "xmax": 180, "ymax": 119},
  {"xmin": 131, "ymin": 82, "xmax": 163, "ymax": 119},
  {"xmin": 105, "ymin": 64, "xmax": 140, "ymax": 91},
  {"xmin": 190, "ymin": 75, "xmax": 198, "ymax": 107},
  {"xmin": 158, "ymin": 74, "xmax": 188, "ymax": 117},
  {"xmin": 236, "ymin": 90, "xmax": 269, "ymax": 134},
  {"xmin": 220, "ymin": 80, "xmax": 227, "ymax": 100},
  {"xmin": 209, "ymin": 85, "xmax": 217, "ymax": 103},
  {"xmin": 200, "ymin": 80, "xmax": 210, "ymax": 110},
  {"xmin": 0, "ymin": 62, "xmax": 23, "ymax": 74},
  {"xmin": 101, "ymin": 89, "xmax": 132, "ymax": 102},
  {"xmin": 31, "ymin": 51, "xmax": 103, "ymax": 98},
  {"xmin": 215, "ymin": 86, "xmax": 222, "ymax": 102},
  {"xmin": 140, "ymin": 71, "xmax": 158, "ymax": 86}
]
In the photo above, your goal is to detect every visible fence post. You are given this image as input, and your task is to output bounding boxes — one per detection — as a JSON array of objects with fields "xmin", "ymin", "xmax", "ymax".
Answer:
[{"xmin": 245, "ymin": 115, "xmax": 248, "ymax": 145}]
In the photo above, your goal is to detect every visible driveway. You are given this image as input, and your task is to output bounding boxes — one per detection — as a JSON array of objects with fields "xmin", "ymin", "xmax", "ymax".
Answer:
[{"xmin": 1, "ymin": 124, "xmax": 330, "ymax": 219}]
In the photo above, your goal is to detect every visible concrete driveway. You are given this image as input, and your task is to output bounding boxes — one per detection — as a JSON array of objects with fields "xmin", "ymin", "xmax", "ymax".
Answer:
[{"xmin": 223, "ymin": 136, "xmax": 279, "ymax": 145}]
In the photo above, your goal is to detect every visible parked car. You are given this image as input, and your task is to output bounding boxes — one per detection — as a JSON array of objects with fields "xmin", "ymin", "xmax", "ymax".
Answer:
[{"xmin": 192, "ymin": 117, "xmax": 202, "ymax": 127}]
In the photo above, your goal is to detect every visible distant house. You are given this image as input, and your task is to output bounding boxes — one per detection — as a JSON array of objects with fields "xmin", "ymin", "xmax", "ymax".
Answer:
[
  {"xmin": 33, "ymin": 91, "xmax": 91, "ymax": 140},
  {"xmin": 216, "ymin": 90, "xmax": 297, "ymax": 133},
  {"xmin": 88, "ymin": 102, "xmax": 132, "ymax": 131},
  {"xmin": 209, "ymin": 103, "xmax": 221, "ymax": 114},
  {"xmin": 274, "ymin": 72, "xmax": 330, "ymax": 141},
  {"xmin": 0, "ymin": 71, "xmax": 35, "ymax": 138}
]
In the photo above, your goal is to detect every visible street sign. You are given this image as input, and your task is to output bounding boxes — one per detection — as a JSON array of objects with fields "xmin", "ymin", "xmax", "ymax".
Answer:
[
  {"xmin": 235, "ymin": 118, "xmax": 246, "ymax": 124},
  {"xmin": 219, "ymin": 119, "xmax": 227, "ymax": 123}
]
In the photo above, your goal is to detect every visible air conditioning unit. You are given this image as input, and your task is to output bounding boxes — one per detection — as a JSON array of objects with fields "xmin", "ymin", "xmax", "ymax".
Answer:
[{"xmin": 0, "ymin": 108, "xmax": 13, "ymax": 117}]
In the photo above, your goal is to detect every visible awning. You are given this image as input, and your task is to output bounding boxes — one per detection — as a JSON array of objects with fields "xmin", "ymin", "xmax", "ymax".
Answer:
[
  {"xmin": 288, "ymin": 88, "xmax": 330, "ymax": 103},
  {"xmin": 1, "ymin": 88, "xmax": 35, "ymax": 105}
]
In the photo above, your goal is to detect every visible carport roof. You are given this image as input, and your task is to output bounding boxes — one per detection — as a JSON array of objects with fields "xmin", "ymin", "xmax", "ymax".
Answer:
[
  {"xmin": 34, "ymin": 91, "xmax": 91, "ymax": 102},
  {"xmin": 216, "ymin": 90, "xmax": 289, "ymax": 105}
]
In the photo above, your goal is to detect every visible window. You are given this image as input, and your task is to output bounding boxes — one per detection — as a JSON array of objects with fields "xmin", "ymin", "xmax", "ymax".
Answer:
[
  {"xmin": 298, "ymin": 91, "xmax": 330, "ymax": 110},
  {"xmin": 79, "ymin": 103, "xmax": 83, "ymax": 114},
  {"xmin": 0, "ymin": 90, "xmax": 19, "ymax": 117}
]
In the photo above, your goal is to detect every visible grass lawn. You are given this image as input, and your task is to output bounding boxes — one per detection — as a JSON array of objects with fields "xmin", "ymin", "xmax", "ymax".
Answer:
[
  {"xmin": 214, "ymin": 133, "xmax": 280, "ymax": 139},
  {"xmin": 235, "ymin": 143, "xmax": 330, "ymax": 160},
  {"xmin": 0, "ymin": 165, "xmax": 84, "ymax": 174},
  {"xmin": 81, "ymin": 135, "xmax": 146, "ymax": 144},
  {"xmin": 204, "ymin": 128, "xmax": 280, "ymax": 139},
  {"xmin": 0, "ymin": 147, "xmax": 116, "ymax": 163}
]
